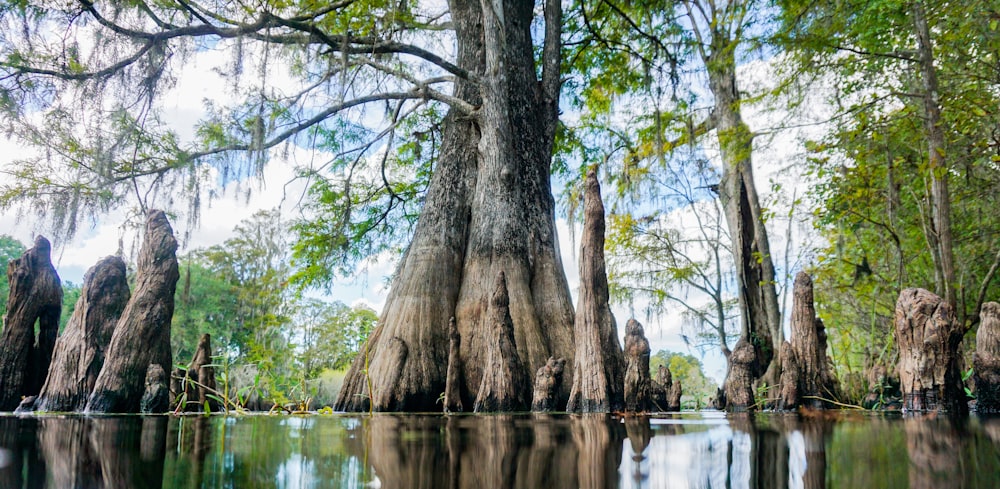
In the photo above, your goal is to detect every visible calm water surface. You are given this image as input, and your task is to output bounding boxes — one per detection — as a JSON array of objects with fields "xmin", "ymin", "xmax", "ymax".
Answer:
[{"xmin": 1, "ymin": 411, "xmax": 999, "ymax": 488}]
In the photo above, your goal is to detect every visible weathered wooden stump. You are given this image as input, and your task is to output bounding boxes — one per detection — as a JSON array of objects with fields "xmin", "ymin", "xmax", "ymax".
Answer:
[
  {"xmin": 567, "ymin": 170, "xmax": 624, "ymax": 413},
  {"xmin": 973, "ymin": 302, "xmax": 1000, "ymax": 413},
  {"xmin": 0, "ymin": 236, "xmax": 63, "ymax": 411},
  {"xmin": 473, "ymin": 271, "xmax": 530, "ymax": 412},
  {"xmin": 531, "ymin": 356, "xmax": 565, "ymax": 412},
  {"xmin": 777, "ymin": 343, "xmax": 800, "ymax": 410},
  {"xmin": 444, "ymin": 317, "xmax": 464, "ymax": 413},
  {"xmin": 33, "ymin": 256, "xmax": 130, "ymax": 412},
  {"xmin": 623, "ymin": 319, "xmax": 652, "ymax": 413},
  {"xmin": 179, "ymin": 333, "xmax": 218, "ymax": 412},
  {"xmin": 651, "ymin": 365, "xmax": 670, "ymax": 411},
  {"xmin": 140, "ymin": 364, "xmax": 170, "ymax": 413},
  {"xmin": 723, "ymin": 339, "xmax": 757, "ymax": 411},
  {"xmin": 785, "ymin": 272, "xmax": 839, "ymax": 408},
  {"xmin": 667, "ymin": 378, "xmax": 682, "ymax": 412},
  {"xmin": 86, "ymin": 210, "xmax": 179, "ymax": 413},
  {"xmin": 894, "ymin": 288, "xmax": 968, "ymax": 415}
]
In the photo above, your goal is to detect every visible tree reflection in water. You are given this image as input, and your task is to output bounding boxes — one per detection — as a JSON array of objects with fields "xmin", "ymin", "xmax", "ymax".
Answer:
[{"xmin": 0, "ymin": 412, "xmax": 999, "ymax": 488}]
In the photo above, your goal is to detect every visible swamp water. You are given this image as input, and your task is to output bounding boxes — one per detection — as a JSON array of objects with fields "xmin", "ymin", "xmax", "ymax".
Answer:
[{"xmin": 0, "ymin": 412, "xmax": 999, "ymax": 488}]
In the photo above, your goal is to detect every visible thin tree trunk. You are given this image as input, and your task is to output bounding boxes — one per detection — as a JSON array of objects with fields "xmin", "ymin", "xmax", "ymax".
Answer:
[
  {"xmin": 0, "ymin": 236, "xmax": 63, "ymax": 411},
  {"xmin": 34, "ymin": 256, "xmax": 130, "ymax": 412},
  {"xmin": 86, "ymin": 210, "xmax": 178, "ymax": 413},
  {"xmin": 567, "ymin": 170, "xmax": 624, "ymax": 413}
]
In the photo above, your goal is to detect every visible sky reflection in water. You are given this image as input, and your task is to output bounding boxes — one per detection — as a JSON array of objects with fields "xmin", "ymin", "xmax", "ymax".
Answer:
[{"xmin": 1, "ymin": 411, "xmax": 999, "ymax": 488}]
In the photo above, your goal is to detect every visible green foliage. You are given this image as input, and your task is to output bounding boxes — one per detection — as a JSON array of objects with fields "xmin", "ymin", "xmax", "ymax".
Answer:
[
  {"xmin": 650, "ymin": 350, "xmax": 719, "ymax": 408},
  {"xmin": 0, "ymin": 235, "xmax": 26, "ymax": 322},
  {"xmin": 58, "ymin": 280, "xmax": 80, "ymax": 332}
]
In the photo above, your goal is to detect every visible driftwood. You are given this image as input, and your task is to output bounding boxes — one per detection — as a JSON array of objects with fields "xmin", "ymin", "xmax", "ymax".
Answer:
[
  {"xmin": 0, "ymin": 236, "xmax": 63, "ymax": 411},
  {"xmin": 179, "ymin": 334, "xmax": 218, "ymax": 412},
  {"xmin": 140, "ymin": 364, "xmax": 169, "ymax": 413},
  {"xmin": 974, "ymin": 302, "xmax": 1000, "ymax": 413},
  {"xmin": 894, "ymin": 288, "xmax": 967, "ymax": 415},
  {"xmin": 623, "ymin": 319, "xmax": 652, "ymax": 413},
  {"xmin": 86, "ymin": 210, "xmax": 179, "ymax": 413},
  {"xmin": 473, "ymin": 271, "xmax": 530, "ymax": 412},
  {"xmin": 531, "ymin": 356, "xmax": 565, "ymax": 412},
  {"xmin": 651, "ymin": 365, "xmax": 670, "ymax": 411},
  {"xmin": 33, "ymin": 256, "xmax": 130, "ymax": 412},
  {"xmin": 783, "ymin": 272, "xmax": 839, "ymax": 408},
  {"xmin": 444, "ymin": 317, "xmax": 464, "ymax": 413},
  {"xmin": 567, "ymin": 170, "xmax": 624, "ymax": 413}
]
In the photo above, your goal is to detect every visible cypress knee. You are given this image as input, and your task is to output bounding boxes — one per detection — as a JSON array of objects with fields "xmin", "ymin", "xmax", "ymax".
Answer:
[
  {"xmin": 0, "ymin": 236, "xmax": 63, "ymax": 411},
  {"xmin": 34, "ymin": 256, "xmax": 130, "ymax": 412},
  {"xmin": 567, "ymin": 170, "xmax": 624, "ymax": 413},
  {"xmin": 787, "ymin": 273, "xmax": 839, "ymax": 408},
  {"xmin": 974, "ymin": 302, "xmax": 1000, "ymax": 413},
  {"xmin": 444, "ymin": 317, "xmax": 463, "ymax": 413},
  {"xmin": 667, "ymin": 378, "xmax": 682, "ymax": 412},
  {"xmin": 894, "ymin": 288, "xmax": 967, "ymax": 415},
  {"xmin": 623, "ymin": 319, "xmax": 652, "ymax": 413},
  {"xmin": 474, "ymin": 271, "xmax": 530, "ymax": 412},
  {"xmin": 181, "ymin": 334, "xmax": 218, "ymax": 412},
  {"xmin": 651, "ymin": 365, "xmax": 670, "ymax": 411},
  {"xmin": 86, "ymin": 210, "xmax": 179, "ymax": 413},
  {"xmin": 140, "ymin": 364, "xmax": 169, "ymax": 413},
  {"xmin": 724, "ymin": 339, "xmax": 757, "ymax": 412},
  {"xmin": 531, "ymin": 356, "xmax": 565, "ymax": 412},
  {"xmin": 777, "ymin": 343, "xmax": 800, "ymax": 411}
]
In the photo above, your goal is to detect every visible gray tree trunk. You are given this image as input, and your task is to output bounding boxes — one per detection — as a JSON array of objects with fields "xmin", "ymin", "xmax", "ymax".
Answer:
[
  {"xmin": 894, "ymin": 288, "xmax": 967, "ymax": 414},
  {"xmin": 34, "ymin": 256, "xmax": 130, "ymax": 412},
  {"xmin": 0, "ymin": 236, "xmax": 63, "ymax": 411},
  {"xmin": 86, "ymin": 210, "xmax": 178, "ymax": 413},
  {"xmin": 335, "ymin": 0, "xmax": 574, "ymax": 412}
]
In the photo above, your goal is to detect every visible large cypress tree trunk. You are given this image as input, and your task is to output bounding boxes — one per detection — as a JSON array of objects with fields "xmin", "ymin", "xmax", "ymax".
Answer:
[
  {"xmin": 0, "ymin": 236, "xmax": 63, "ymax": 411},
  {"xmin": 707, "ymin": 31, "xmax": 781, "ymax": 410},
  {"xmin": 335, "ymin": 0, "xmax": 573, "ymax": 412},
  {"xmin": 33, "ymin": 256, "xmax": 130, "ymax": 412},
  {"xmin": 86, "ymin": 210, "xmax": 178, "ymax": 413}
]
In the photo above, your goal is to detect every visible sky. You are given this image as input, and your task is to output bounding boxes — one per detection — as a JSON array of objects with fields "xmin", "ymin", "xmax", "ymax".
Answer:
[{"xmin": 0, "ymin": 15, "xmax": 831, "ymax": 387}]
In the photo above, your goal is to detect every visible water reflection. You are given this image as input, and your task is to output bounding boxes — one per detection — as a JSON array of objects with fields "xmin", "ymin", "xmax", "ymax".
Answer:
[{"xmin": 0, "ymin": 412, "xmax": 998, "ymax": 488}]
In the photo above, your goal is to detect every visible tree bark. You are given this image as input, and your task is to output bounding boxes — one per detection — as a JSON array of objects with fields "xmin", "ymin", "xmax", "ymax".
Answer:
[
  {"xmin": 179, "ymin": 333, "xmax": 218, "ymax": 412},
  {"xmin": 0, "ymin": 235, "xmax": 63, "ymax": 411},
  {"xmin": 140, "ymin": 364, "xmax": 169, "ymax": 413},
  {"xmin": 623, "ymin": 319, "xmax": 652, "ymax": 413},
  {"xmin": 473, "ymin": 271, "xmax": 531, "ymax": 412},
  {"xmin": 444, "ymin": 317, "xmax": 464, "ymax": 413},
  {"xmin": 33, "ymin": 256, "xmax": 130, "ymax": 412},
  {"xmin": 651, "ymin": 365, "xmax": 670, "ymax": 411},
  {"xmin": 723, "ymin": 338, "xmax": 757, "ymax": 411},
  {"xmin": 667, "ymin": 379, "xmax": 682, "ymax": 412},
  {"xmin": 707, "ymin": 28, "xmax": 781, "ymax": 410},
  {"xmin": 787, "ymin": 272, "xmax": 839, "ymax": 408},
  {"xmin": 531, "ymin": 356, "xmax": 565, "ymax": 412},
  {"xmin": 86, "ymin": 210, "xmax": 179, "ymax": 413},
  {"xmin": 335, "ymin": 0, "xmax": 574, "ymax": 412},
  {"xmin": 894, "ymin": 288, "xmax": 968, "ymax": 415},
  {"xmin": 567, "ymin": 169, "xmax": 624, "ymax": 413},
  {"xmin": 974, "ymin": 302, "xmax": 1000, "ymax": 413},
  {"xmin": 777, "ymin": 342, "xmax": 800, "ymax": 410}
]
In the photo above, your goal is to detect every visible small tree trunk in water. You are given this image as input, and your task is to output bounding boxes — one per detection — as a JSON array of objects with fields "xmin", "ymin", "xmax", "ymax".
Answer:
[
  {"xmin": 894, "ymin": 288, "xmax": 967, "ymax": 415},
  {"xmin": 787, "ymin": 272, "xmax": 839, "ymax": 408},
  {"xmin": 973, "ymin": 302, "xmax": 1000, "ymax": 413},
  {"xmin": 0, "ymin": 236, "xmax": 63, "ymax": 410},
  {"xmin": 623, "ymin": 319, "xmax": 651, "ymax": 413},
  {"xmin": 87, "ymin": 210, "xmax": 178, "ymax": 413},
  {"xmin": 473, "ymin": 271, "xmax": 530, "ymax": 412},
  {"xmin": 531, "ymin": 356, "xmax": 565, "ymax": 412},
  {"xmin": 667, "ymin": 379, "xmax": 682, "ymax": 412},
  {"xmin": 724, "ymin": 339, "xmax": 757, "ymax": 411},
  {"xmin": 444, "ymin": 317, "xmax": 464, "ymax": 413},
  {"xmin": 651, "ymin": 366, "xmax": 670, "ymax": 411},
  {"xmin": 567, "ymin": 170, "xmax": 624, "ymax": 413},
  {"xmin": 140, "ymin": 364, "xmax": 169, "ymax": 413},
  {"xmin": 182, "ymin": 334, "xmax": 217, "ymax": 412},
  {"xmin": 34, "ymin": 256, "xmax": 130, "ymax": 412},
  {"xmin": 777, "ymin": 343, "xmax": 800, "ymax": 410}
]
